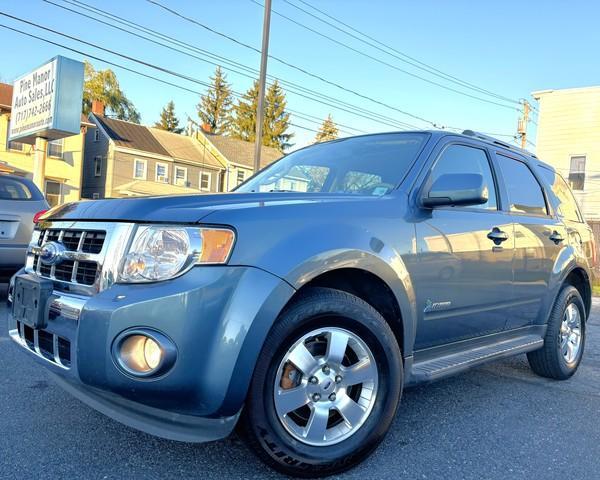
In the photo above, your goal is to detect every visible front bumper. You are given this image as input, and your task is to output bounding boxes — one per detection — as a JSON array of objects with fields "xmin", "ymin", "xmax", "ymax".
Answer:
[{"xmin": 8, "ymin": 265, "xmax": 295, "ymax": 442}]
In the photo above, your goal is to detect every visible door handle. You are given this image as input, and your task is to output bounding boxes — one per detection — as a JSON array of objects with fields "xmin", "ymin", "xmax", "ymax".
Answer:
[
  {"xmin": 549, "ymin": 231, "xmax": 564, "ymax": 245},
  {"xmin": 487, "ymin": 227, "xmax": 509, "ymax": 245}
]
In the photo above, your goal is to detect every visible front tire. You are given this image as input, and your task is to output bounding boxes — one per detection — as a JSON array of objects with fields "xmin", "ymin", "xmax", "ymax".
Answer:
[
  {"xmin": 527, "ymin": 285, "xmax": 586, "ymax": 380},
  {"xmin": 241, "ymin": 287, "xmax": 403, "ymax": 477}
]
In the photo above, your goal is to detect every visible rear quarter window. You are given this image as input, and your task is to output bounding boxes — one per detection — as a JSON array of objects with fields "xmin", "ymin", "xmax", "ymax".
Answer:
[{"xmin": 537, "ymin": 166, "xmax": 584, "ymax": 222}]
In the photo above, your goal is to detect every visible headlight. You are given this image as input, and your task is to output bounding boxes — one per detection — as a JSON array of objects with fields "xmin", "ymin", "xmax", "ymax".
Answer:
[{"xmin": 118, "ymin": 225, "xmax": 235, "ymax": 283}]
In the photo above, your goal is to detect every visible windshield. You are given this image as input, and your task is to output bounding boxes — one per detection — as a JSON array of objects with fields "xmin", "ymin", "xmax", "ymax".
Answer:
[{"xmin": 237, "ymin": 133, "xmax": 428, "ymax": 195}]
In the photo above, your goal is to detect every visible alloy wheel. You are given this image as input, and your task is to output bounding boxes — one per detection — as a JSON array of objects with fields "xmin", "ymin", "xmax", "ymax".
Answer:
[{"xmin": 273, "ymin": 327, "xmax": 378, "ymax": 446}]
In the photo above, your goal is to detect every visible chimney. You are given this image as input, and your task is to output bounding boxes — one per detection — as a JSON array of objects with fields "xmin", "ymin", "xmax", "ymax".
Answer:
[
  {"xmin": 201, "ymin": 122, "xmax": 212, "ymax": 133},
  {"xmin": 91, "ymin": 99, "xmax": 105, "ymax": 116}
]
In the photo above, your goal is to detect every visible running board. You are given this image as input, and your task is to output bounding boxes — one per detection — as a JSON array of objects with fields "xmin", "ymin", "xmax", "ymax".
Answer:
[{"xmin": 409, "ymin": 334, "xmax": 544, "ymax": 384}]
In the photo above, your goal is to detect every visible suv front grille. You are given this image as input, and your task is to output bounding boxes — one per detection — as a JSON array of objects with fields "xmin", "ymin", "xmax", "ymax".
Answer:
[
  {"xmin": 30, "ymin": 227, "xmax": 107, "ymax": 290},
  {"xmin": 82, "ymin": 231, "xmax": 106, "ymax": 253},
  {"xmin": 26, "ymin": 221, "xmax": 134, "ymax": 296},
  {"xmin": 55, "ymin": 260, "xmax": 77, "ymax": 283}
]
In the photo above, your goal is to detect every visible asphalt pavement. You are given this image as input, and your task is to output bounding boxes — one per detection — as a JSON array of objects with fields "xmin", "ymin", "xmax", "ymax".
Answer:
[{"xmin": 1, "ymin": 284, "xmax": 599, "ymax": 480}]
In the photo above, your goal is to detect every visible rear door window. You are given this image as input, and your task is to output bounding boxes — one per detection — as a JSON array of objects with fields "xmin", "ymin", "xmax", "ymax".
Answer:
[{"xmin": 496, "ymin": 154, "xmax": 548, "ymax": 215}]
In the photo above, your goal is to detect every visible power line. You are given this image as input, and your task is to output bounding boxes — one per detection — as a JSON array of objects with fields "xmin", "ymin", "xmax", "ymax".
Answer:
[
  {"xmin": 0, "ymin": 12, "xmax": 373, "ymax": 135},
  {"xmin": 146, "ymin": 0, "xmax": 441, "ymax": 127},
  {"xmin": 0, "ymin": 23, "xmax": 208, "ymax": 94},
  {"xmin": 291, "ymin": 0, "xmax": 521, "ymax": 106},
  {"xmin": 0, "ymin": 21, "xmax": 355, "ymax": 137},
  {"xmin": 289, "ymin": 122, "xmax": 320, "ymax": 134},
  {"xmin": 44, "ymin": 0, "xmax": 417, "ymax": 131},
  {"xmin": 281, "ymin": 0, "xmax": 520, "ymax": 107},
  {"xmin": 249, "ymin": 0, "xmax": 520, "ymax": 111}
]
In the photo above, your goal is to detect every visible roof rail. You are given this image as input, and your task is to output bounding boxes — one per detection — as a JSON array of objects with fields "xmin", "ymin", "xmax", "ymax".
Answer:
[
  {"xmin": 461, "ymin": 130, "xmax": 517, "ymax": 150},
  {"xmin": 461, "ymin": 130, "xmax": 537, "ymax": 158},
  {"xmin": 462, "ymin": 130, "xmax": 537, "ymax": 158}
]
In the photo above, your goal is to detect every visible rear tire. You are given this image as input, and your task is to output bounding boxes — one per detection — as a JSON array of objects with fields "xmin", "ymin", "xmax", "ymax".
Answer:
[
  {"xmin": 241, "ymin": 287, "xmax": 403, "ymax": 478},
  {"xmin": 527, "ymin": 285, "xmax": 586, "ymax": 380}
]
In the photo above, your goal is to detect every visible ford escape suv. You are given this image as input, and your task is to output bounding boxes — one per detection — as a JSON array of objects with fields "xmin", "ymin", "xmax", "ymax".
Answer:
[{"xmin": 7, "ymin": 130, "xmax": 596, "ymax": 477}]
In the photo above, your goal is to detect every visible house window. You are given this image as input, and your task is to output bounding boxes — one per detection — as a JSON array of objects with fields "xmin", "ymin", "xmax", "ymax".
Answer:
[
  {"xmin": 6, "ymin": 121, "xmax": 27, "ymax": 151},
  {"xmin": 236, "ymin": 170, "xmax": 245, "ymax": 186},
  {"xmin": 94, "ymin": 128, "xmax": 100, "ymax": 142},
  {"xmin": 45, "ymin": 180, "xmax": 62, "ymax": 207},
  {"xmin": 94, "ymin": 156, "xmax": 102, "ymax": 177},
  {"xmin": 174, "ymin": 166, "xmax": 188, "ymax": 186},
  {"xmin": 200, "ymin": 171, "xmax": 211, "ymax": 191},
  {"xmin": 47, "ymin": 138, "xmax": 64, "ymax": 158},
  {"xmin": 156, "ymin": 162, "xmax": 169, "ymax": 183},
  {"xmin": 133, "ymin": 159, "xmax": 147, "ymax": 180},
  {"xmin": 568, "ymin": 155, "xmax": 586, "ymax": 191},
  {"xmin": 8, "ymin": 140, "xmax": 25, "ymax": 151}
]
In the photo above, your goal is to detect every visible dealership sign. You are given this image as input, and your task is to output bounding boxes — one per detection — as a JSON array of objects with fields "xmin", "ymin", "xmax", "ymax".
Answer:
[{"xmin": 9, "ymin": 56, "xmax": 84, "ymax": 144}]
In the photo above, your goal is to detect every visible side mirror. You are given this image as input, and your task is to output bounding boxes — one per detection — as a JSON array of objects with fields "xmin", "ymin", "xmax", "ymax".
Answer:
[{"xmin": 422, "ymin": 173, "xmax": 488, "ymax": 208}]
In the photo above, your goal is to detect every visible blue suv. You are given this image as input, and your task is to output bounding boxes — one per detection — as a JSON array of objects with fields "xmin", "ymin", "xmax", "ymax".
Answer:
[{"xmin": 8, "ymin": 130, "xmax": 596, "ymax": 477}]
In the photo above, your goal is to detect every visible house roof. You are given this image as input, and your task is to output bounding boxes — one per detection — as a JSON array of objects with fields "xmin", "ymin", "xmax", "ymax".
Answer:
[
  {"xmin": 116, "ymin": 180, "xmax": 201, "ymax": 196},
  {"xmin": 149, "ymin": 127, "xmax": 224, "ymax": 169},
  {"xmin": 95, "ymin": 115, "xmax": 170, "ymax": 156},
  {"xmin": 92, "ymin": 114, "xmax": 282, "ymax": 171},
  {"xmin": 204, "ymin": 132, "xmax": 282, "ymax": 169}
]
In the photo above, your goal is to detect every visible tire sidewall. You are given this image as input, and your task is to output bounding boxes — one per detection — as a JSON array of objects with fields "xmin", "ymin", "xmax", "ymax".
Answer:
[{"xmin": 244, "ymin": 289, "xmax": 403, "ymax": 476}]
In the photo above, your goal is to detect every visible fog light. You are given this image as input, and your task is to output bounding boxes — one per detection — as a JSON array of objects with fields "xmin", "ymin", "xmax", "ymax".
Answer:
[{"xmin": 113, "ymin": 330, "xmax": 176, "ymax": 378}]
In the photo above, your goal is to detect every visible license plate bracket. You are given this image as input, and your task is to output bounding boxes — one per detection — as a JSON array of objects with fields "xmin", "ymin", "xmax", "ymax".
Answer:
[{"xmin": 12, "ymin": 274, "xmax": 54, "ymax": 329}]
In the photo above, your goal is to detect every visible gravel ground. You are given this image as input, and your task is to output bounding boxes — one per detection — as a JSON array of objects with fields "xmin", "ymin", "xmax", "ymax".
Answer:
[{"xmin": 1, "ymin": 284, "xmax": 599, "ymax": 480}]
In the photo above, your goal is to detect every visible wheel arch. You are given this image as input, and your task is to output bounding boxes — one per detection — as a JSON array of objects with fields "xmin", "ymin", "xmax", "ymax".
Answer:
[
  {"xmin": 288, "ymin": 267, "xmax": 410, "ymax": 357},
  {"xmin": 563, "ymin": 266, "xmax": 592, "ymax": 318}
]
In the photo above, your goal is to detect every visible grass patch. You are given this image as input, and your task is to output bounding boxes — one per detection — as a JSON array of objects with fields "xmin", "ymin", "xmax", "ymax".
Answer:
[{"xmin": 593, "ymin": 285, "xmax": 600, "ymax": 297}]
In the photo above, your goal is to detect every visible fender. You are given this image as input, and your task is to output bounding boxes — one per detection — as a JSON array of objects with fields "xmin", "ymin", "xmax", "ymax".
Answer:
[
  {"xmin": 539, "ymin": 243, "xmax": 593, "ymax": 324},
  {"xmin": 282, "ymin": 246, "xmax": 417, "ymax": 358}
]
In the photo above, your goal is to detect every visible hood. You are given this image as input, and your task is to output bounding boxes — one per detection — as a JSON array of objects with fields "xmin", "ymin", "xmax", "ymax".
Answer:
[{"xmin": 44, "ymin": 192, "xmax": 368, "ymax": 224}]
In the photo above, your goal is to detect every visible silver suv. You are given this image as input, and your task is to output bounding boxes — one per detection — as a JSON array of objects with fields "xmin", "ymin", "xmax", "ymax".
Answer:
[{"xmin": 0, "ymin": 174, "xmax": 48, "ymax": 281}]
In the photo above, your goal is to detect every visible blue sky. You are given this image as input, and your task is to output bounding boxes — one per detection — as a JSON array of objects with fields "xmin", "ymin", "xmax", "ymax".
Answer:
[{"xmin": 1, "ymin": 0, "xmax": 599, "ymax": 150}]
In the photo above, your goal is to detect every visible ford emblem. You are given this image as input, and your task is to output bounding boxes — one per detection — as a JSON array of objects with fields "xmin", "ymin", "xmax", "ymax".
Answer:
[{"xmin": 39, "ymin": 241, "xmax": 66, "ymax": 266}]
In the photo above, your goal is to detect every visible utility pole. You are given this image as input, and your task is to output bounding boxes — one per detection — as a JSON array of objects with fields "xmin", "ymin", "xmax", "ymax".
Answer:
[
  {"xmin": 518, "ymin": 99, "xmax": 530, "ymax": 149},
  {"xmin": 253, "ymin": 0, "xmax": 272, "ymax": 174}
]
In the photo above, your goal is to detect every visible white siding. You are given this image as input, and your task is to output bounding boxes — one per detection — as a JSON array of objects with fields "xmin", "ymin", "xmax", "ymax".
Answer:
[{"xmin": 534, "ymin": 87, "xmax": 600, "ymax": 219}]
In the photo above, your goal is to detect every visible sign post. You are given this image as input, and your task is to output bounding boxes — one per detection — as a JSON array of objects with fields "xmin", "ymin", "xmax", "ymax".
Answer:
[
  {"xmin": 33, "ymin": 138, "xmax": 48, "ymax": 191},
  {"xmin": 9, "ymin": 56, "xmax": 84, "ymax": 193}
]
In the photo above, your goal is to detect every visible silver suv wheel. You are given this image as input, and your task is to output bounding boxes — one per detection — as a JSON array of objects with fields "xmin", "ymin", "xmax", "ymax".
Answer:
[
  {"xmin": 561, "ymin": 303, "xmax": 582, "ymax": 364},
  {"xmin": 273, "ymin": 327, "xmax": 378, "ymax": 446}
]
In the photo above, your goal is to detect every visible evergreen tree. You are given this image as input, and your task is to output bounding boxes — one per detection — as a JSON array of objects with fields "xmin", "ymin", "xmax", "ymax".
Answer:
[
  {"xmin": 230, "ymin": 80, "xmax": 259, "ymax": 142},
  {"xmin": 231, "ymin": 80, "xmax": 293, "ymax": 151},
  {"xmin": 154, "ymin": 101, "xmax": 183, "ymax": 133},
  {"xmin": 198, "ymin": 66, "xmax": 233, "ymax": 134},
  {"xmin": 264, "ymin": 81, "xmax": 293, "ymax": 151},
  {"xmin": 83, "ymin": 61, "xmax": 140, "ymax": 123},
  {"xmin": 314, "ymin": 114, "xmax": 339, "ymax": 143}
]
